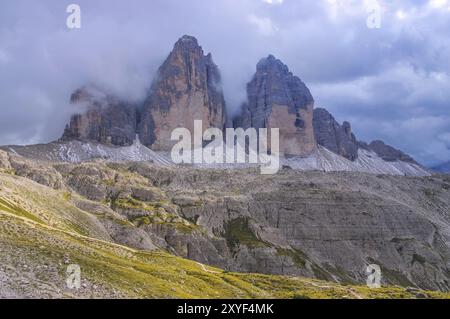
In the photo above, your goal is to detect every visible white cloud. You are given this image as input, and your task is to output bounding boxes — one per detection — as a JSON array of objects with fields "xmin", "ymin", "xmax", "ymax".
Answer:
[
  {"xmin": 438, "ymin": 132, "xmax": 450, "ymax": 145},
  {"xmin": 247, "ymin": 14, "xmax": 279, "ymax": 36},
  {"xmin": 262, "ymin": 0, "xmax": 283, "ymax": 4},
  {"xmin": 0, "ymin": 49, "xmax": 9, "ymax": 64},
  {"xmin": 396, "ymin": 10, "xmax": 407, "ymax": 20},
  {"xmin": 429, "ymin": 0, "xmax": 448, "ymax": 9}
]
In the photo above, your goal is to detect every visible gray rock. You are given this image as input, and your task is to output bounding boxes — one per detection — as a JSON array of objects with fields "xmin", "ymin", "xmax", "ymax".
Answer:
[
  {"xmin": 0, "ymin": 151, "xmax": 11, "ymax": 170},
  {"xmin": 1, "ymin": 157, "xmax": 450, "ymax": 292},
  {"xmin": 6, "ymin": 154, "xmax": 64, "ymax": 189},
  {"xmin": 131, "ymin": 187, "xmax": 163, "ymax": 202},
  {"xmin": 234, "ymin": 55, "xmax": 316, "ymax": 156},
  {"xmin": 62, "ymin": 86, "xmax": 138, "ymax": 146},
  {"xmin": 138, "ymin": 35, "xmax": 227, "ymax": 151},
  {"xmin": 313, "ymin": 108, "xmax": 359, "ymax": 161},
  {"xmin": 364, "ymin": 140, "xmax": 418, "ymax": 164},
  {"xmin": 140, "ymin": 166, "xmax": 450, "ymax": 291}
]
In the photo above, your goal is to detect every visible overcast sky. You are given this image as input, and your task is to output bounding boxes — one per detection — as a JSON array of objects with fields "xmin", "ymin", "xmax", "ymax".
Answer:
[{"xmin": 0, "ymin": 0, "xmax": 449, "ymax": 166}]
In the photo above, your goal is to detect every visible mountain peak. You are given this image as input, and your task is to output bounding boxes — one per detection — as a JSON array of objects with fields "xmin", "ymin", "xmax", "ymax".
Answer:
[
  {"xmin": 235, "ymin": 55, "xmax": 316, "ymax": 156},
  {"xmin": 137, "ymin": 35, "xmax": 226, "ymax": 151},
  {"xmin": 257, "ymin": 54, "xmax": 290, "ymax": 74},
  {"xmin": 265, "ymin": 54, "xmax": 277, "ymax": 62},
  {"xmin": 173, "ymin": 35, "xmax": 202, "ymax": 52},
  {"xmin": 251, "ymin": 55, "xmax": 314, "ymax": 113},
  {"xmin": 179, "ymin": 34, "xmax": 198, "ymax": 43}
]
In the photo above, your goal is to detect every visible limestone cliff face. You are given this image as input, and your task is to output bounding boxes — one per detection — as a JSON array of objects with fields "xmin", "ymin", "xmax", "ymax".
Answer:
[
  {"xmin": 313, "ymin": 108, "xmax": 359, "ymax": 161},
  {"xmin": 62, "ymin": 87, "xmax": 137, "ymax": 146},
  {"xmin": 138, "ymin": 35, "xmax": 227, "ymax": 151},
  {"xmin": 235, "ymin": 55, "xmax": 316, "ymax": 156}
]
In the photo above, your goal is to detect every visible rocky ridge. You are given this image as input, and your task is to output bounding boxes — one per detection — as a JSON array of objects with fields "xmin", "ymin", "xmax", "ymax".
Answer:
[
  {"xmin": 0, "ymin": 150, "xmax": 448, "ymax": 292},
  {"xmin": 1, "ymin": 167, "xmax": 445, "ymax": 298},
  {"xmin": 59, "ymin": 35, "xmax": 424, "ymax": 175},
  {"xmin": 1, "ymin": 139, "xmax": 430, "ymax": 177},
  {"xmin": 313, "ymin": 108, "xmax": 359, "ymax": 161},
  {"xmin": 362, "ymin": 140, "xmax": 418, "ymax": 164}
]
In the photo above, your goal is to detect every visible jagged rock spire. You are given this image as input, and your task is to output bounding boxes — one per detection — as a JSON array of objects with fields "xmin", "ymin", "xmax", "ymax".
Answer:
[
  {"xmin": 313, "ymin": 108, "xmax": 359, "ymax": 161},
  {"xmin": 235, "ymin": 55, "xmax": 316, "ymax": 156},
  {"xmin": 61, "ymin": 86, "xmax": 137, "ymax": 146},
  {"xmin": 137, "ymin": 35, "xmax": 227, "ymax": 151}
]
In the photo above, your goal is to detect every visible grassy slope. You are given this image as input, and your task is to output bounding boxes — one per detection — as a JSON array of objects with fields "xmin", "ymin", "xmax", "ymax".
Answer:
[{"xmin": 0, "ymin": 172, "xmax": 449, "ymax": 299}]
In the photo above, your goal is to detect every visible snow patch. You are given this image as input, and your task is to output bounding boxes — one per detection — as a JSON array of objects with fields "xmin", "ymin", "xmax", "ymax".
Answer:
[
  {"xmin": 4, "ymin": 141, "xmax": 430, "ymax": 177},
  {"xmin": 283, "ymin": 146, "xmax": 430, "ymax": 176}
]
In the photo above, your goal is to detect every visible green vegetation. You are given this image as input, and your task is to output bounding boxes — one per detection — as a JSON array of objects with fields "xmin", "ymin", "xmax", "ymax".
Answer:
[
  {"xmin": 0, "ymin": 197, "xmax": 44, "ymax": 224},
  {"xmin": 412, "ymin": 254, "xmax": 427, "ymax": 265},
  {"xmin": 423, "ymin": 188, "xmax": 436, "ymax": 197},
  {"xmin": 224, "ymin": 218, "xmax": 270, "ymax": 250},
  {"xmin": 276, "ymin": 248, "xmax": 307, "ymax": 268},
  {"xmin": 2, "ymin": 168, "xmax": 16, "ymax": 175},
  {"xmin": 113, "ymin": 196, "xmax": 201, "ymax": 234},
  {"xmin": 133, "ymin": 216, "xmax": 152, "ymax": 226},
  {"xmin": 0, "ymin": 167, "xmax": 449, "ymax": 299},
  {"xmin": 131, "ymin": 212, "xmax": 200, "ymax": 234},
  {"xmin": 102, "ymin": 179, "xmax": 116, "ymax": 186},
  {"xmin": 115, "ymin": 198, "xmax": 153, "ymax": 211},
  {"xmin": 62, "ymin": 191, "xmax": 72, "ymax": 201},
  {"xmin": 323, "ymin": 264, "xmax": 357, "ymax": 285},
  {"xmin": 367, "ymin": 257, "xmax": 414, "ymax": 287}
]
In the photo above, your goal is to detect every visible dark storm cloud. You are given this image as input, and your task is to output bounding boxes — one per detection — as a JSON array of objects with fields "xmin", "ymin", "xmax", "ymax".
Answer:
[{"xmin": 0, "ymin": 0, "xmax": 449, "ymax": 166}]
